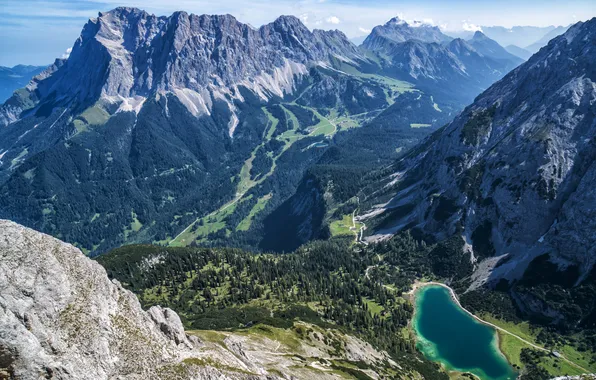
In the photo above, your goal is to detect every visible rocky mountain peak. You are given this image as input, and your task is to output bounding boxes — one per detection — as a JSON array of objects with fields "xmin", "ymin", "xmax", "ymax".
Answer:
[
  {"xmin": 447, "ymin": 37, "xmax": 475, "ymax": 53},
  {"xmin": 472, "ymin": 30, "xmax": 489, "ymax": 40},
  {"xmin": 363, "ymin": 16, "xmax": 451, "ymax": 51},
  {"xmin": 387, "ymin": 16, "xmax": 407, "ymax": 25},
  {"xmin": 467, "ymin": 29, "xmax": 524, "ymax": 64},
  {"xmin": 272, "ymin": 14, "xmax": 306, "ymax": 29}
]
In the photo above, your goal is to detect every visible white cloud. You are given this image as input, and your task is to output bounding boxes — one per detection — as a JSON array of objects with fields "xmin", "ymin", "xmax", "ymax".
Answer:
[
  {"xmin": 462, "ymin": 22, "xmax": 483, "ymax": 32},
  {"xmin": 358, "ymin": 27, "xmax": 371, "ymax": 34},
  {"xmin": 326, "ymin": 16, "xmax": 340, "ymax": 24},
  {"xmin": 299, "ymin": 13, "xmax": 309, "ymax": 25},
  {"xmin": 61, "ymin": 47, "xmax": 72, "ymax": 59},
  {"xmin": 408, "ymin": 18, "xmax": 435, "ymax": 28}
]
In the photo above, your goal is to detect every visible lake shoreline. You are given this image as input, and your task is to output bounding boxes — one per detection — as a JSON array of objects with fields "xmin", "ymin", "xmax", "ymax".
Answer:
[{"xmin": 409, "ymin": 281, "xmax": 516, "ymax": 380}]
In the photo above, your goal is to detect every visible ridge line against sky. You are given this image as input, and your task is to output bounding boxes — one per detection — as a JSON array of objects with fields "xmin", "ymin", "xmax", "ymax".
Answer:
[{"xmin": 0, "ymin": 0, "xmax": 595, "ymax": 66}]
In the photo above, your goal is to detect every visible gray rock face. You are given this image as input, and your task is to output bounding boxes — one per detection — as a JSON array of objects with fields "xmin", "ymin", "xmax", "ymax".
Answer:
[
  {"xmin": 0, "ymin": 219, "xmax": 202, "ymax": 379},
  {"xmin": 361, "ymin": 18, "xmax": 596, "ymax": 283},
  {"xmin": 0, "ymin": 7, "xmax": 366, "ymax": 126}
]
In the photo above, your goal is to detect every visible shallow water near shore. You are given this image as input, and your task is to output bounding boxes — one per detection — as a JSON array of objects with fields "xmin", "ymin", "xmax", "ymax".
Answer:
[{"xmin": 413, "ymin": 285, "xmax": 517, "ymax": 380}]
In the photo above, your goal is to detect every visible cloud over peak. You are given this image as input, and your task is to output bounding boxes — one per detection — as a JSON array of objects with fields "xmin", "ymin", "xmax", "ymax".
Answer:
[
  {"xmin": 462, "ymin": 21, "xmax": 483, "ymax": 32},
  {"xmin": 326, "ymin": 16, "xmax": 340, "ymax": 24}
]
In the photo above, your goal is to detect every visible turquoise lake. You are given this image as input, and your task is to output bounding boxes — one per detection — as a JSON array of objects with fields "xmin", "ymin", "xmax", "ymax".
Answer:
[{"xmin": 413, "ymin": 285, "xmax": 517, "ymax": 380}]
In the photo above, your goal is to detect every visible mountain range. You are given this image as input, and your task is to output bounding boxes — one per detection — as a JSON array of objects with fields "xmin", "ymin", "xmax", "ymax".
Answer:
[
  {"xmin": 0, "ymin": 8, "xmax": 521, "ymax": 256},
  {"xmin": 362, "ymin": 18, "xmax": 522, "ymax": 104},
  {"xmin": 445, "ymin": 24, "xmax": 571, "ymax": 54}
]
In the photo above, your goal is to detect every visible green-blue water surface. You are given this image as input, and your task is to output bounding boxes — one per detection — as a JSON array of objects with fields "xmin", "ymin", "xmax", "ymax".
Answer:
[{"xmin": 414, "ymin": 285, "xmax": 517, "ymax": 380}]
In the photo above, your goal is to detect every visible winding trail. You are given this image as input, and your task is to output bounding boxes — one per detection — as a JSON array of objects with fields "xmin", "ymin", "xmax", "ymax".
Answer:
[
  {"xmin": 411, "ymin": 282, "xmax": 591, "ymax": 374},
  {"xmin": 353, "ymin": 196, "xmax": 368, "ymax": 246}
]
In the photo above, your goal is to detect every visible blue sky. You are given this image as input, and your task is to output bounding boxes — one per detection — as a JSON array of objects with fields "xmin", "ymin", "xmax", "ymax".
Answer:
[{"xmin": 1, "ymin": 0, "xmax": 594, "ymax": 66}]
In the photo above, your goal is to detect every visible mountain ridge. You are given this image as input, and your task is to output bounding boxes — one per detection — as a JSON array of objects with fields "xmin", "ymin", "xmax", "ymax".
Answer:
[{"xmin": 359, "ymin": 17, "xmax": 596, "ymax": 288}]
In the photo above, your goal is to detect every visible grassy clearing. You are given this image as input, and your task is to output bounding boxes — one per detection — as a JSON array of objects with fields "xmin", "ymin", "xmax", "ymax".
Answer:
[
  {"xmin": 329, "ymin": 214, "xmax": 356, "ymax": 237},
  {"xmin": 363, "ymin": 297, "xmax": 384, "ymax": 317},
  {"xmin": 262, "ymin": 107, "xmax": 279, "ymax": 140},
  {"xmin": 557, "ymin": 344, "xmax": 596, "ymax": 373},
  {"xmin": 237, "ymin": 151, "xmax": 258, "ymax": 194},
  {"xmin": 171, "ymin": 201, "xmax": 239, "ymax": 246},
  {"xmin": 497, "ymin": 331, "xmax": 531, "ymax": 368},
  {"xmin": 306, "ymin": 107, "xmax": 337, "ymax": 136},
  {"xmin": 73, "ymin": 104, "xmax": 110, "ymax": 133},
  {"xmin": 481, "ymin": 315, "xmax": 539, "ymax": 343},
  {"xmin": 310, "ymin": 122, "xmax": 335, "ymax": 136},
  {"xmin": 10, "ymin": 148, "xmax": 28, "ymax": 169},
  {"xmin": 23, "ymin": 168, "xmax": 35, "ymax": 180},
  {"xmin": 236, "ymin": 193, "xmax": 272, "ymax": 231},
  {"xmin": 336, "ymin": 62, "xmax": 415, "ymax": 92},
  {"xmin": 481, "ymin": 314, "xmax": 595, "ymax": 376},
  {"xmin": 187, "ymin": 329, "xmax": 227, "ymax": 345},
  {"xmin": 123, "ymin": 210, "xmax": 143, "ymax": 239},
  {"xmin": 540, "ymin": 355, "xmax": 584, "ymax": 377}
]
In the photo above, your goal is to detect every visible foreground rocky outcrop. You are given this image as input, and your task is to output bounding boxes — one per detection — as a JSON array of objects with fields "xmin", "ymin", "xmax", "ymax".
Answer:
[
  {"xmin": 0, "ymin": 219, "xmax": 212, "ymax": 379},
  {"xmin": 0, "ymin": 220, "xmax": 404, "ymax": 379}
]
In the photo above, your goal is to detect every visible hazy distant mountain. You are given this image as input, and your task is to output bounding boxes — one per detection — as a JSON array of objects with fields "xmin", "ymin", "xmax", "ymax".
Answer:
[
  {"xmin": 525, "ymin": 25, "xmax": 571, "ymax": 53},
  {"xmin": 0, "ymin": 65, "xmax": 46, "ymax": 103},
  {"xmin": 504, "ymin": 44, "xmax": 533, "ymax": 60},
  {"xmin": 467, "ymin": 31, "xmax": 524, "ymax": 65},
  {"xmin": 480, "ymin": 25, "xmax": 558, "ymax": 47},
  {"xmin": 362, "ymin": 16, "xmax": 452, "ymax": 49},
  {"xmin": 362, "ymin": 20, "xmax": 520, "ymax": 106}
]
